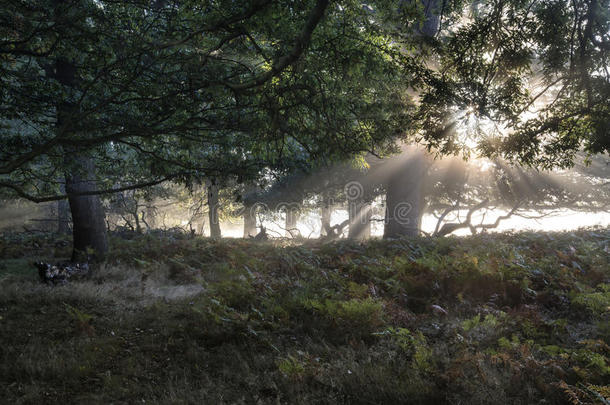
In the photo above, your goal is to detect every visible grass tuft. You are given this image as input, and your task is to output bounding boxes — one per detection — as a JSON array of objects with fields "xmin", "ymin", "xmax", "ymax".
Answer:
[{"xmin": 0, "ymin": 228, "xmax": 608, "ymax": 404}]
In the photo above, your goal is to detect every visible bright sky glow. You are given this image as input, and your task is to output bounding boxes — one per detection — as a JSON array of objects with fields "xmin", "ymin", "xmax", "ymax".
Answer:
[{"xmin": 216, "ymin": 208, "xmax": 610, "ymax": 239}]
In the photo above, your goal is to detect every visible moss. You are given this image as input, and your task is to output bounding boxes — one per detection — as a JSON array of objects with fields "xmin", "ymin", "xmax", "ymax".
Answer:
[{"xmin": 498, "ymin": 336, "xmax": 512, "ymax": 349}]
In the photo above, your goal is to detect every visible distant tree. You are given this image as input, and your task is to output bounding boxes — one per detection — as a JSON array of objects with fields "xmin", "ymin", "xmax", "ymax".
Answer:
[{"xmin": 383, "ymin": 0, "xmax": 609, "ymax": 237}]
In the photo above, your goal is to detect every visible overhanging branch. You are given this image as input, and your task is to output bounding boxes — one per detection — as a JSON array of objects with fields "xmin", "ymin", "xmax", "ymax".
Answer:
[
  {"xmin": 0, "ymin": 174, "xmax": 184, "ymax": 203},
  {"xmin": 224, "ymin": 0, "xmax": 329, "ymax": 92}
]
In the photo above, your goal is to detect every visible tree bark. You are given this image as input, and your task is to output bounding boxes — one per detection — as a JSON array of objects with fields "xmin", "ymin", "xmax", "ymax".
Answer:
[
  {"xmin": 144, "ymin": 204, "xmax": 156, "ymax": 230},
  {"xmin": 52, "ymin": 8, "xmax": 107, "ymax": 261},
  {"xmin": 381, "ymin": 0, "xmax": 439, "ymax": 239},
  {"xmin": 242, "ymin": 184, "xmax": 258, "ymax": 238},
  {"xmin": 65, "ymin": 156, "xmax": 109, "ymax": 262},
  {"xmin": 285, "ymin": 208, "xmax": 300, "ymax": 238},
  {"xmin": 421, "ymin": 0, "xmax": 441, "ymax": 37},
  {"xmin": 320, "ymin": 197, "xmax": 332, "ymax": 236},
  {"xmin": 207, "ymin": 178, "xmax": 221, "ymax": 238},
  {"xmin": 134, "ymin": 209, "xmax": 142, "ymax": 233},
  {"xmin": 243, "ymin": 204, "xmax": 257, "ymax": 238},
  {"xmin": 348, "ymin": 200, "xmax": 371, "ymax": 240},
  {"xmin": 57, "ymin": 182, "xmax": 70, "ymax": 235},
  {"xmin": 383, "ymin": 149, "xmax": 427, "ymax": 239}
]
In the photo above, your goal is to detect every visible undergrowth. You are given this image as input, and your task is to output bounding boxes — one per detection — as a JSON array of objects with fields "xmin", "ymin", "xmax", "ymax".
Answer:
[{"xmin": 0, "ymin": 228, "xmax": 608, "ymax": 404}]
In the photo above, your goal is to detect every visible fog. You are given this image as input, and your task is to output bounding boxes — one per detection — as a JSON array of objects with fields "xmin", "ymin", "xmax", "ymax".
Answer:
[{"xmin": 2, "ymin": 155, "xmax": 607, "ymax": 239}]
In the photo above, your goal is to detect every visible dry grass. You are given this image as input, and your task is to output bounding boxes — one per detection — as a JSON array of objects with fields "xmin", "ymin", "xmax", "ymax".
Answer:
[{"xmin": 0, "ymin": 229, "xmax": 609, "ymax": 404}]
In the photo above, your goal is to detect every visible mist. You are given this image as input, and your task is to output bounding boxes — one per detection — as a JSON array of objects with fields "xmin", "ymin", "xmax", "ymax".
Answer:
[{"xmin": 2, "ymin": 154, "xmax": 607, "ymax": 240}]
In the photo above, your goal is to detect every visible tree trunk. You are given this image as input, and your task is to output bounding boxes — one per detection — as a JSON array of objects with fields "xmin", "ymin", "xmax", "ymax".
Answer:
[
  {"xmin": 57, "ymin": 181, "xmax": 70, "ymax": 235},
  {"xmin": 320, "ymin": 199, "xmax": 332, "ymax": 236},
  {"xmin": 207, "ymin": 178, "xmax": 221, "ymax": 239},
  {"xmin": 383, "ymin": 149, "xmax": 427, "ymax": 239},
  {"xmin": 348, "ymin": 200, "xmax": 371, "ymax": 240},
  {"xmin": 143, "ymin": 204, "xmax": 156, "ymax": 230},
  {"xmin": 421, "ymin": 0, "xmax": 441, "ymax": 37},
  {"xmin": 133, "ymin": 203, "xmax": 142, "ymax": 234},
  {"xmin": 243, "ymin": 204, "xmax": 257, "ymax": 238},
  {"xmin": 380, "ymin": 1, "xmax": 438, "ymax": 239},
  {"xmin": 53, "ymin": 26, "xmax": 107, "ymax": 261},
  {"xmin": 243, "ymin": 184, "xmax": 258, "ymax": 238},
  {"xmin": 65, "ymin": 156, "xmax": 109, "ymax": 262},
  {"xmin": 285, "ymin": 208, "xmax": 300, "ymax": 238},
  {"xmin": 57, "ymin": 200, "xmax": 70, "ymax": 235}
]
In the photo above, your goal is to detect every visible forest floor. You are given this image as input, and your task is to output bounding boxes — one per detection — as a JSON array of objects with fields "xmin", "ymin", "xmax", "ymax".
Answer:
[{"xmin": 0, "ymin": 228, "xmax": 608, "ymax": 404}]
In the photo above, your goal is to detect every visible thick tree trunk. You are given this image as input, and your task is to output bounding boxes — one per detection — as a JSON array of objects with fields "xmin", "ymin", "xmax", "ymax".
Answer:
[
  {"xmin": 421, "ymin": 0, "xmax": 441, "ymax": 37},
  {"xmin": 383, "ymin": 149, "xmax": 427, "ymax": 239},
  {"xmin": 65, "ymin": 156, "xmax": 109, "ymax": 262},
  {"xmin": 57, "ymin": 200, "xmax": 70, "ymax": 235},
  {"xmin": 348, "ymin": 200, "xmax": 372, "ymax": 240},
  {"xmin": 57, "ymin": 181, "xmax": 70, "ymax": 235},
  {"xmin": 207, "ymin": 178, "xmax": 221, "ymax": 239},
  {"xmin": 380, "ymin": 1, "xmax": 437, "ymax": 239},
  {"xmin": 53, "ymin": 26, "xmax": 107, "ymax": 261}
]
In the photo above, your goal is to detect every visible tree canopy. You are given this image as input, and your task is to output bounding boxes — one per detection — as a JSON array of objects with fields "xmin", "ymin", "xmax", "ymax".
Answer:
[
  {"xmin": 0, "ymin": 0, "xmax": 608, "ymax": 199},
  {"xmin": 1, "ymin": 0, "xmax": 419, "ymax": 202},
  {"xmin": 416, "ymin": 0, "xmax": 610, "ymax": 167}
]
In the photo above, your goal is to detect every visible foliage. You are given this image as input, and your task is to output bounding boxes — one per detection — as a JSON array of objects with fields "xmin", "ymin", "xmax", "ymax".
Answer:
[
  {"xmin": 572, "ymin": 284, "xmax": 610, "ymax": 315},
  {"xmin": 0, "ymin": 228, "xmax": 609, "ymax": 403},
  {"xmin": 0, "ymin": 0, "xmax": 415, "ymax": 202},
  {"xmin": 416, "ymin": 0, "xmax": 610, "ymax": 168},
  {"xmin": 3, "ymin": 0, "xmax": 607, "ymax": 207}
]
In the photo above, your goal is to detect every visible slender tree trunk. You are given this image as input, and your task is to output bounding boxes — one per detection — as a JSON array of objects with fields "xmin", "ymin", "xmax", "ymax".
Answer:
[
  {"xmin": 348, "ymin": 200, "xmax": 372, "ymax": 240},
  {"xmin": 65, "ymin": 156, "xmax": 109, "ymax": 262},
  {"xmin": 383, "ymin": 149, "xmax": 427, "ymax": 239},
  {"xmin": 207, "ymin": 178, "xmax": 221, "ymax": 239},
  {"xmin": 134, "ymin": 209, "xmax": 142, "ymax": 233},
  {"xmin": 285, "ymin": 208, "xmax": 300, "ymax": 238},
  {"xmin": 243, "ymin": 184, "xmax": 257, "ymax": 238},
  {"xmin": 144, "ymin": 204, "xmax": 156, "ymax": 230},
  {"xmin": 243, "ymin": 204, "xmax": 257, "ymax": 238},
  {"xmin": 320, "ymin": 198, "xmax": 332, "ymax": 236}
]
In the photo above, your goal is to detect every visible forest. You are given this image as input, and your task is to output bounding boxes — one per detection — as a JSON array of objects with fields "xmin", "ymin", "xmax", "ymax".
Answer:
[{"xmin": 0, "ymin": 0, "xmax": 609, "ymax": 403}]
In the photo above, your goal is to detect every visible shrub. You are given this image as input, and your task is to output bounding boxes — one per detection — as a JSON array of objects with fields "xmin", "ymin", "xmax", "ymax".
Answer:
[{"xmin": 571, "ymin": 284, "xmax": 610, "ymax": 315}]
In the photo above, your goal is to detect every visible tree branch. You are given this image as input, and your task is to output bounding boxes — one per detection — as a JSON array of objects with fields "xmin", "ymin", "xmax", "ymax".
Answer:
[
  {"xmin": 0, "ymin": 174, "xmax": 183, "ymax": 203},
  {"xmin": 224, "ymin": 0, "xmax": 329, "ymax": 91},
  {"xmin": 435, "ymin": 199, "xmax": 489, "ymax": 236}
]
